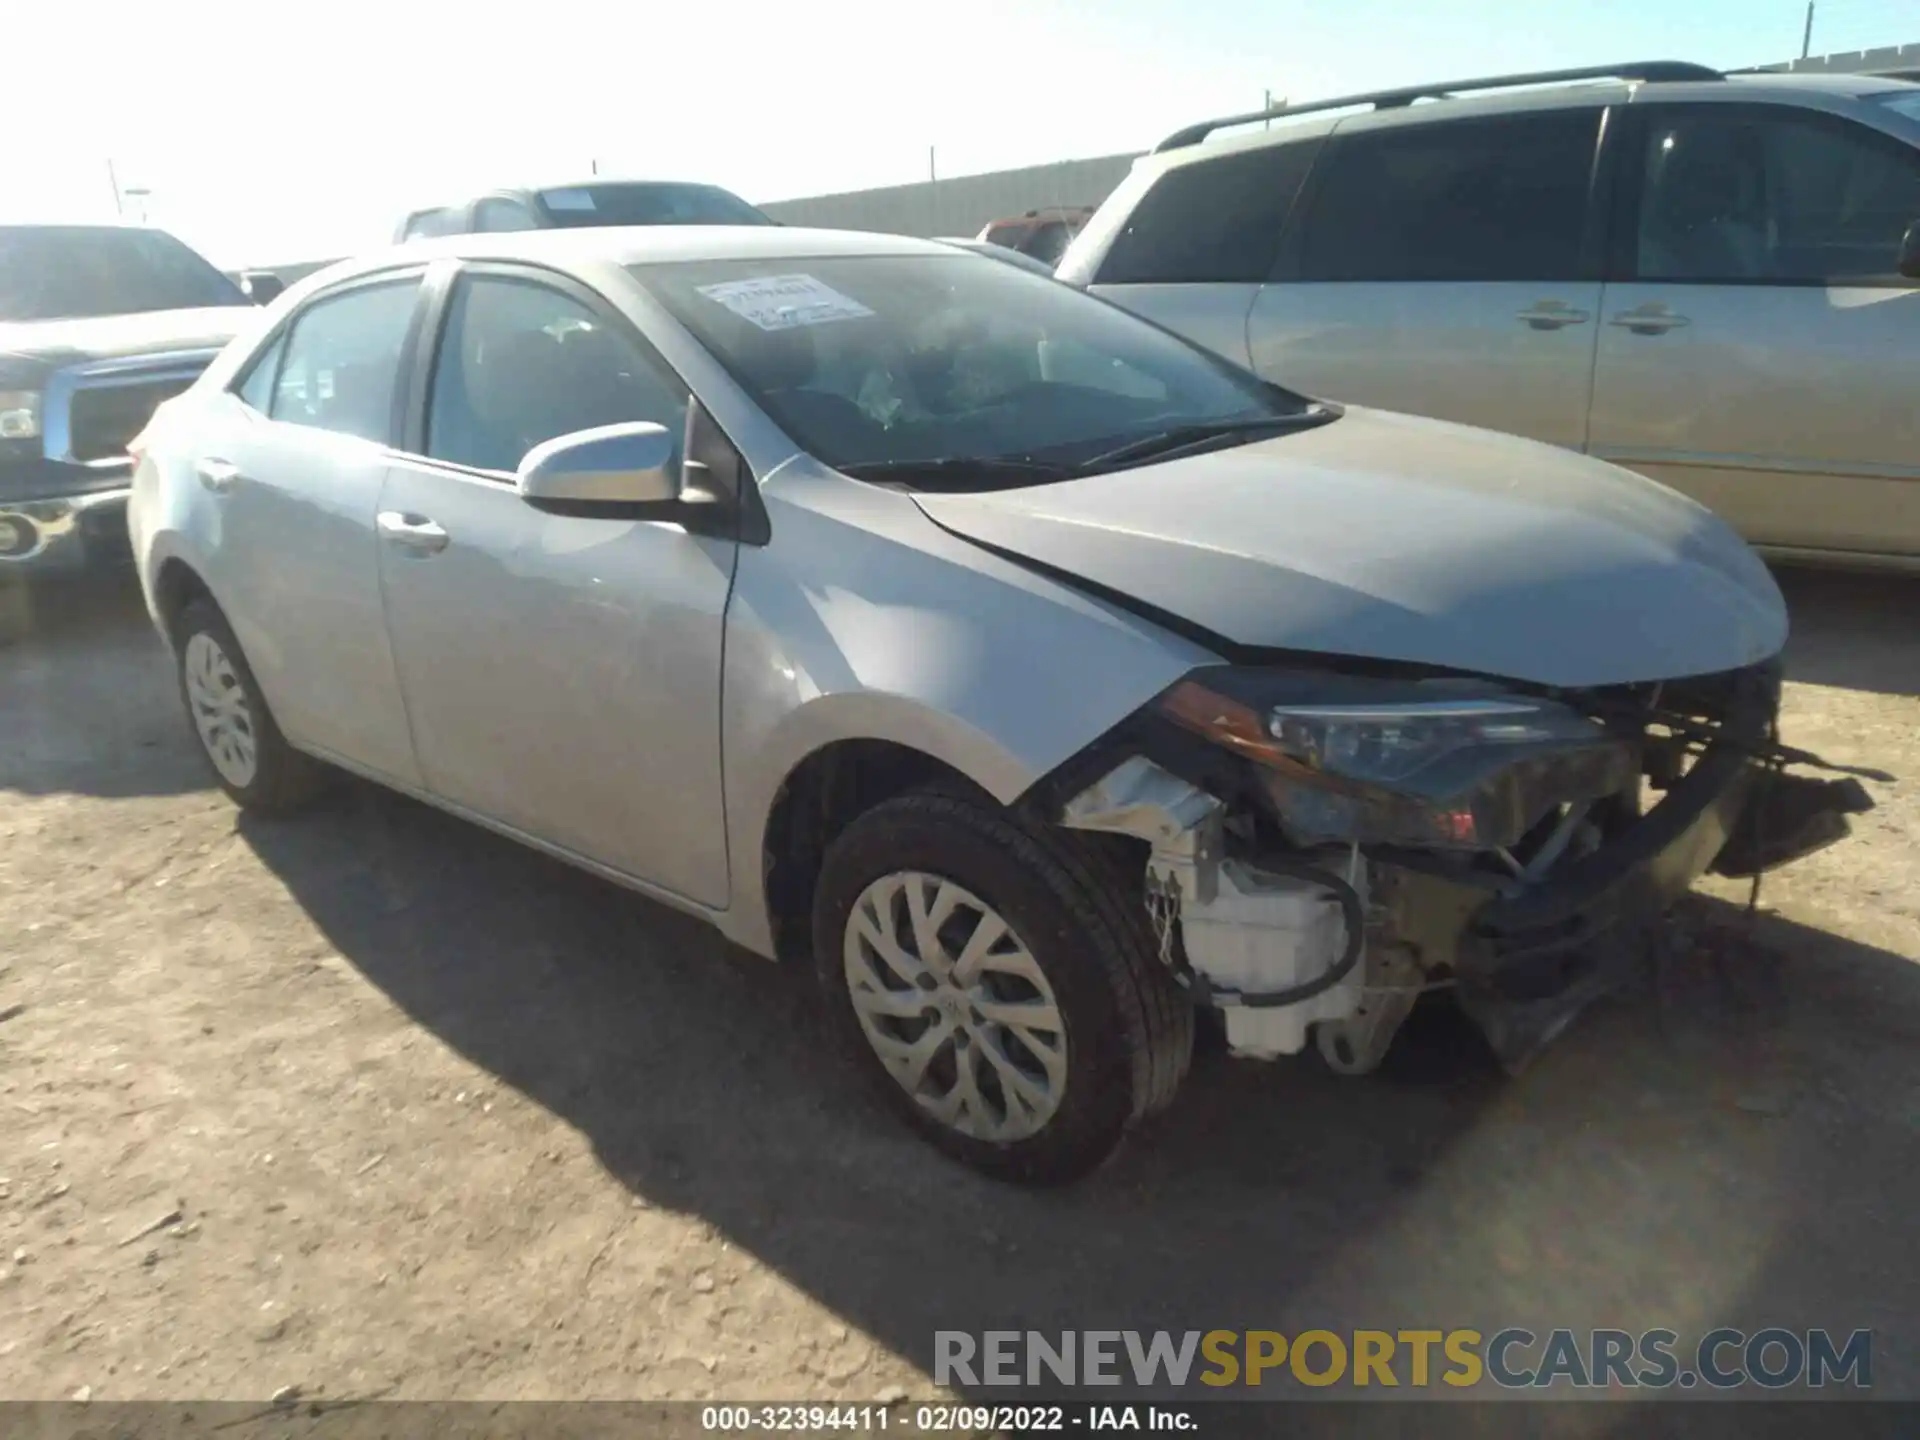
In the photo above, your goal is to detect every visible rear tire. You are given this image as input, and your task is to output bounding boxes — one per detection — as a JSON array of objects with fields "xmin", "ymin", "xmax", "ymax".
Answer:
[
  {"xmin": 173, "ymin": 597, "xmax": 326, "ymax": 814},
  {"xmin": 812, "ymin": 790, "xmax": 1192, "ymax": 1184}
]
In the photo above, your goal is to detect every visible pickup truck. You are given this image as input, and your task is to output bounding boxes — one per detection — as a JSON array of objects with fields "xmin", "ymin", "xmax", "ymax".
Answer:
[{"xmin": 1, "ymin": 224, "xmax": 279, "ymax": 574}]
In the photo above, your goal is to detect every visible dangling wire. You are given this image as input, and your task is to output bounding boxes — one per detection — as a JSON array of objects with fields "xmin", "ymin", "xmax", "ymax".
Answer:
[{"xmin": 1747, "ymin": 706, "xmax": 1786, "ymax": 926}]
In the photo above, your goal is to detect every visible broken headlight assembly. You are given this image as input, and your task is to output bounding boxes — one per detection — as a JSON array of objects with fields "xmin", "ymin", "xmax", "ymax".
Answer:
[{"xmin": 1157, "ymin": 669, "xmax": 1638, "ymax": 852}]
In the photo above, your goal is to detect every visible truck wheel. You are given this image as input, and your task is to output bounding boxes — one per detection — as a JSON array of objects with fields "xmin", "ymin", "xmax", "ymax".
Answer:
[
  {"xmin": 812, "ymin": 790, "xmax": 1192, "ymax": 1184},
  {"xmin": 173, "ymin": 597, "xmax": 326, "ymax": 814}
]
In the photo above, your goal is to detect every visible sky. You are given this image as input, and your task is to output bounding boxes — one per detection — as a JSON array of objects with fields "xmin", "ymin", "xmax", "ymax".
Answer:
[{"xmin": 7, "ymin": 0, "xmax": 1917, "ymax": 268}]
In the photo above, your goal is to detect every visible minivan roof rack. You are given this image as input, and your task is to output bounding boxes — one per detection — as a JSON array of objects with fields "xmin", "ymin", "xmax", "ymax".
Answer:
[{"xmin": 1152, "ymin": 60, "xmax": 1723, "ymax": 152}]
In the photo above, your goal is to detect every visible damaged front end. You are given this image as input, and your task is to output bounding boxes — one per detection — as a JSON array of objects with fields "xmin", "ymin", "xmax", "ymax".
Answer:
[{"xmin": 1041, "ymin": 660, "xmax": 1877, "ymax": 1076}]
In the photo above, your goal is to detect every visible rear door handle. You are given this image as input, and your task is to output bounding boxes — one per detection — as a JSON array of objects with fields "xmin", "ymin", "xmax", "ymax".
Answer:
[
  {"xmin": 1609, "ymin": 305, "xmax": 1691, "ymax": 335},
  {"xmin": 196, "ymin": 459, "xmax": 241, "ymax": 494},
  {"xmin": 1515, "ymin": 300, "xmax": 1590, "ymax": 331},
  {"xmin": 376, "ymin": 511, "xmax": 449, "ymax": 555}
]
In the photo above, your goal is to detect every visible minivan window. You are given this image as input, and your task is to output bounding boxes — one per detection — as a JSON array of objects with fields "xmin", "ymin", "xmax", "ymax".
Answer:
[
  {"xmin": 643, "ymin": 253, "xmax": 1312, "ymax": 475},
  {"xmin": 268, "ymin": 281, "xmax": 419, "ymax": 442},
  {"xmin": 1095, "ymin": 140, "xmax": 1321, "ymax": 285},
  {"xmin": 1296, "ymin": 110, "xmax": 1599, "ymax": 282},
  {"xmin": 426, "ymin": 275, "xmax": 688, "ymax": 474},
  {"xmin": 1635, "ymin": 108, "xmax": 1920, "ymax": 283}
]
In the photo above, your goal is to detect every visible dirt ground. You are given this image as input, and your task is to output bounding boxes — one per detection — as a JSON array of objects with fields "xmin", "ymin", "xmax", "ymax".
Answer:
[{"xmin": 1, "ymin": 565, "xmax": 1917, "ymax": 1408}]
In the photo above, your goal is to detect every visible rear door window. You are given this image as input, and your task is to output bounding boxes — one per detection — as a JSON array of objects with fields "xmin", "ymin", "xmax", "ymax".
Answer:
[
  {"xmin": 233, "ymin": 333, "xmax": 286, "ymax": 414},
  {"xmin": 1095, "ymin": 139, "xmax": 1322, "ymax": 284},
  {"xmin": 268, "ymin": 280, "xmax": 420, "ymax": 443},
  {"xmin": 1296, "ymin": 110, "xmax": 1600, "ymax": 281}
]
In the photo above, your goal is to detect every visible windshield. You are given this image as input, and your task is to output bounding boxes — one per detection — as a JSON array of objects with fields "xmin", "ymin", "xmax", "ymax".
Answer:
[
  {"xmin": 639, "ymin": 253, "xmax": 1314, "ymax": 477},
  {"xmin": 1871, "ymin": 90, "xmax": 1920, "ymax": 125},
  {"xmin": 537, "ymin": 183, "xmax": 774, "ymax": 228},
  {"xmin": 0, "ymin": 226, "xmax": 246, "ymax": 322}
]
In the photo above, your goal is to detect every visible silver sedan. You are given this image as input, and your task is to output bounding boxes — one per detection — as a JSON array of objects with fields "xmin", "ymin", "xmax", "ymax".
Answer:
[{"xmin": 128, "ymin": 226, "xmax": 1869, "ymax": 1182}]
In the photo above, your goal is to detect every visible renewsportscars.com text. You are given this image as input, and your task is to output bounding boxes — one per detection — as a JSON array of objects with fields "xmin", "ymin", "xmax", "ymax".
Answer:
[{"xmin": 934, "ymin": 1328, "xmax": 1873, "ymax": 1391}]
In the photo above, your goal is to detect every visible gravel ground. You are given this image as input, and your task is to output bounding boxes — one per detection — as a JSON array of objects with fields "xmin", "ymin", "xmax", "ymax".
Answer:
[{"xmin": 0, "ymin": 565, "xmax": 1916, "ymax": 1408}]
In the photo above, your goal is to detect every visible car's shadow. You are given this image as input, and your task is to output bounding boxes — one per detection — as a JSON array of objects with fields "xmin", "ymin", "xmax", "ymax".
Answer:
[
  {"xmin": 1773, "ymin": 565, "xmax": 1920, "ymax": 698},
  {"xmin": 0, "ymin": 569, "xmax": 211, "ymax": 799},
  {"xmin": 238, "ymin": 775, "xmax": 1920, "ymax": 1405}
]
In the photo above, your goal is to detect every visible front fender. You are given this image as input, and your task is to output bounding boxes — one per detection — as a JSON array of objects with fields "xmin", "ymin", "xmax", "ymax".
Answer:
[{"xmin": 714, "ymin": 465, "xmax": 1219, "ymax": 957}]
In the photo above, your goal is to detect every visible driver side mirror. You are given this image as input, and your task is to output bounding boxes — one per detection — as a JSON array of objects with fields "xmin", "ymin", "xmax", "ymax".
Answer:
[
  {"xmin": 1900, "ymin": 221, "xmax": 1920, "ymax": 281},
  {"xmin": 516, "ymin": 421, "xmax": 681, "ymax": 517},
  {"xmin": 240, "ymin": 270, "xmax": 285, "ymax": 306}
]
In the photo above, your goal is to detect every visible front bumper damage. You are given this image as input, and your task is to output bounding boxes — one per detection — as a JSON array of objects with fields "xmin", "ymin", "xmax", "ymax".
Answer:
[{"xmin": 1048, "ymin": 660, "xmax": 1877, "ymax": 1076}]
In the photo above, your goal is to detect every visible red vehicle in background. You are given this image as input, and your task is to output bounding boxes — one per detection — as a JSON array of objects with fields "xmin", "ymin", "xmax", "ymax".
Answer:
[{"xmin": 974, "ymin": 207, "xmax": 1095, "ymax": 268}]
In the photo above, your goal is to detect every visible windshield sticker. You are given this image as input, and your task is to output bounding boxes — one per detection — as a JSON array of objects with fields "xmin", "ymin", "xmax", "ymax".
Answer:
[
  {"xmin": 541, "ymin": 188, "xmax": 597, "ymax": 211},
  {"xmin": 696, "ymin": 274, "xmax": 875, "ymax": 332}
]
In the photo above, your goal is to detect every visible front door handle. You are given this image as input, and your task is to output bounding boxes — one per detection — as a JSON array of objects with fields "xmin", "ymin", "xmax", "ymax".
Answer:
[
  {"xmin": 376, "ymin": 511, "xmax": 449, "ymax": 555},
  {"xmin": 1515, "ymin": 300, "xmax": 1590, "ymax": 331},
  {"xmin": 196, "ymin": 458, "xmax": 241, "ymax": 494},
  {"xmin": 1609, "ymin": 304, "xmax": 1692, "ymax": 335}
]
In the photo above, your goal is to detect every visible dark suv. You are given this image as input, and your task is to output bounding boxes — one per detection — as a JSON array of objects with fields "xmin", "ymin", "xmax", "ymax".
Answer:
[{"xmin": 1, "ymin": 225, "xmax": 277, "ymax": 573}]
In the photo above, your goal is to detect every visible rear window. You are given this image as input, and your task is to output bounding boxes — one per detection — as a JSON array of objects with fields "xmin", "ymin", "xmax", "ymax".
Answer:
[
  {"xmin": 1094, "ymin": 139, "xmax": 1321, "ymax": 285},
  {"xmin": 1870, "ymin": 90, "xmax": 1920, "ymax": 125},
  {"xmin": 535, "ymin": 183, "xmax": 773, "ymax": 228},
  {"xmin": 401, "ymin": 209, "xmax": 460, "ymax": 240}
]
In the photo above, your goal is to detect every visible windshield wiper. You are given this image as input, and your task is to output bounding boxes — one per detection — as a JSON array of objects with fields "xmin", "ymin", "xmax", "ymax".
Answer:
[
  {"xmin": 838, "ymin": 456, "xmax": 1075, "ymax": 491},
  {"xmin": 1076, "ymin": 408, "xmax": 1338, "ymax": 474}
]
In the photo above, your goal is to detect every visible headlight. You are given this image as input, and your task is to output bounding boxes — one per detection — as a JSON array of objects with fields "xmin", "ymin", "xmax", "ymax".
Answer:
[
  {"xmin": 1157, "ymin": 669, "xmax": 1637, "ymax": 851},
  {"xmin": 0, "ymin": 390, "xmax": 42, "ymax": 441}
]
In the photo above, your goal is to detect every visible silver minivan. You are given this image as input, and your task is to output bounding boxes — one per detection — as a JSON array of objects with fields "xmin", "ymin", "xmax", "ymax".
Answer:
[{"xmin": 1057, "ymin": 62, "xmax": 1920, "ymax": 567}]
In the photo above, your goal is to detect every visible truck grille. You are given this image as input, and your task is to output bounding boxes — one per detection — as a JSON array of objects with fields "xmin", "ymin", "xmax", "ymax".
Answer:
[{"xmin": 67, "ymin": 378, "xmax": 197, "ymax": 464}]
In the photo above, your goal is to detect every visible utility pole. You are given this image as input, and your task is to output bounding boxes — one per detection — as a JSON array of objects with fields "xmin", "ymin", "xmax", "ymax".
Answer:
[
  {"xmin": 590, "ymin": 158, "xmax": 599, "ymax": 175},
  {"xmin": 106, "ymin": 158, "xmax": 124, "ymax": 216},
  {"xmin": 1801, "ymin": 1, "xmax": 1815, "ymax": 60},
  {"xmin": 928, "ymin": 146, "xmax": 936, "ymax": 183}
]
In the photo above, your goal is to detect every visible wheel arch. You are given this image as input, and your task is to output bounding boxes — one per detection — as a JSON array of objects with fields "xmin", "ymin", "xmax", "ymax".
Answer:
[
  {"xmin": 748, "ymin": 696, "xmax": 1025, "ymax": 964},
  {"xmin": 152, "ymin": 553, "xmax": 219, "ymax": 647}
]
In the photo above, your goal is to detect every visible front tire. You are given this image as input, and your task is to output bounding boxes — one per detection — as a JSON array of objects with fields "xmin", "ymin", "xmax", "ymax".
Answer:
[
  {"xmin": 173, "ymin": 597, "xmax": 325, "ymax": 814},
  {"xmin": 812, "ymin": 791, "xmax": 1192, "ymax": 1184}
]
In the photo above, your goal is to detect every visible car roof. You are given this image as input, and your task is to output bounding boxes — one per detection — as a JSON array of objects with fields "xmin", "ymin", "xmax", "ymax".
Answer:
[
  {"xmin": 307, "ymin": 224, "xmax": 958, "ymax": 290},
  {"xmin": 1146, "ymin": 68, "xmax": 1920, "ymax": 174},
  {"xmin": 405, "ymin": 179, "xmax": 749, "ymax": 212}
]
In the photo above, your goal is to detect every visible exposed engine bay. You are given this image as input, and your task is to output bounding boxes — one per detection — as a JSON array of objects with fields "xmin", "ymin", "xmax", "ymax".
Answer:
[{"xmin": 1046, "ymin": 659, "xmax": 1880, "ymax": 1074}]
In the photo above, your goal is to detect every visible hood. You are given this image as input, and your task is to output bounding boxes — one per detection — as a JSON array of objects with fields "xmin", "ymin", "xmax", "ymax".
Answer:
[
  {"xmin": 910, "ymin": 407, "xmax": 1787, "ymax": 689},
  {"xmin": 0, "ymin": 306, "xmax": 250, "ymax": 372}
]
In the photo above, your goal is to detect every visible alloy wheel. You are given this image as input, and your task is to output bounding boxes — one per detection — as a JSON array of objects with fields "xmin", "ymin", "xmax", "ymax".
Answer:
[
  {"xmin": 183, "ymin": 631, "xmax": 259, "ymax": 788},
  {"xmin": 843, "ymin": 870, "xmax": 1068, "ymax": 1142}
]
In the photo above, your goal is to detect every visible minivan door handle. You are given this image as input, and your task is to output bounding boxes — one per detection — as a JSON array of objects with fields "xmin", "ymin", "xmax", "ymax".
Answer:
[
  {"xmin": 376, "ymin": 511, "xmax": 450, "ymax": 555},
  {"xmin": 195, "ymin": 459, "xmax": 241, "ymax": 494},
  {"xmin": 1515, "ymin": 300, "xmax": 1590, "ymax": 331},
  {"xmin": 1609, "ymin": 303, "xmax": 1692, "ymax": 335}
]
